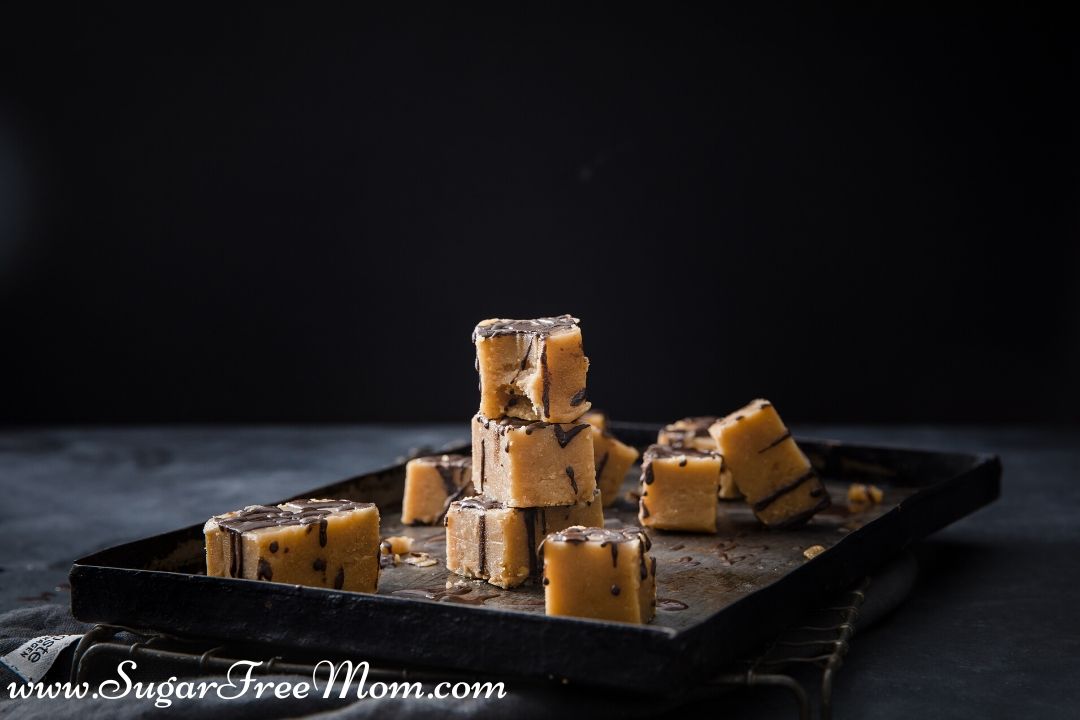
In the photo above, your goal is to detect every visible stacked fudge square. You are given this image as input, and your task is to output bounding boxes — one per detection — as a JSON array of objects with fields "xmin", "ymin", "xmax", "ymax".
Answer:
[
  {"xmin": 445, "ymin": 315, "xmax": 657, "ymax": 624},
  {"xmin": 445, "ymin": 316, "xmax": 602, "ymax": 589}
]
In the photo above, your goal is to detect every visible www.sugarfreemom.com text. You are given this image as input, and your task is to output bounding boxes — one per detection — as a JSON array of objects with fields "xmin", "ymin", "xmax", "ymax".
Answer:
[{"xmin": 8, "ymin": 659, "xmax": 507, "ymax": 708}]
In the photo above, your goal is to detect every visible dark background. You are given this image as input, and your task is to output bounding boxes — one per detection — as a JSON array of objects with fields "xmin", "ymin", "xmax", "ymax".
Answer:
[{"xmin": 0, "ymin": 4, "xmax": 1076, "ymax": 425}]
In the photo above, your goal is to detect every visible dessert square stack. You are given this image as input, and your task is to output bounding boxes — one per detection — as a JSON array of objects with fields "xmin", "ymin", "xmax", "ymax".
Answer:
[{"xmin": 446, "ymin": 315, "xmax": 603, "ymax": 588}]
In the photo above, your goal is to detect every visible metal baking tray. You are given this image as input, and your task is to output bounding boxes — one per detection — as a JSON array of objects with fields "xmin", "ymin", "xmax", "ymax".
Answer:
[{"xmin": 69, "ymin": 422, "xmax": 1000, "ymax": 693}]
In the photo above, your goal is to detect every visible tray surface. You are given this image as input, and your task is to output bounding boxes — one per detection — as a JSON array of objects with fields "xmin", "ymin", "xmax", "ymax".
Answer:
[
  {"xmin": 374, "ymin": 479, "xmax": 905, "ymax": 631},
  {"xmin": 70, "ymin": 423, "xmax": 1001, "ymax": 692}
]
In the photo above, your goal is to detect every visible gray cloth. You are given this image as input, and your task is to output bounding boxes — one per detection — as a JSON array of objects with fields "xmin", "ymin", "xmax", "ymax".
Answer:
[{"xmin": 0, "ymin": 603, "xmax": 688, "ymax": 719}]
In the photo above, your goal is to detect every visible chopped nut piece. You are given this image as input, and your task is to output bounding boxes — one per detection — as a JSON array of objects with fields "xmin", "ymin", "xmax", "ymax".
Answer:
[
  {"xmin": 473, "ymin": 315, "xmax": 591, "ymax": 423},
  {"xmin": 402, "ymin": 552, "xmax": 438, "ymax": 568},
  {"xmin": 803, "ymin": 545, "xmax": 826, "ymax": 559},
  {"xmin": 380, "ymin": 535, "xmax": 414, "ymax": 555},
  {"xmin": 847, "ymin": 483, "xmax": 884, "ymax": 507}
]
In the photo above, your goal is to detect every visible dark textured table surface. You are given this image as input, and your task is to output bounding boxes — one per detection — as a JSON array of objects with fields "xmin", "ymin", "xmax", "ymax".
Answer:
[{"xmin": 1, "ymin": 424, "xmax": 1077, "ymax": 718}]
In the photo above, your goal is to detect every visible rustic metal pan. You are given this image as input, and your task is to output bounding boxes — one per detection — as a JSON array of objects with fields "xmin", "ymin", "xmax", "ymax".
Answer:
[{"xmin": 69, "ymin": 423, "xmax": 1001, "ymax": 693}]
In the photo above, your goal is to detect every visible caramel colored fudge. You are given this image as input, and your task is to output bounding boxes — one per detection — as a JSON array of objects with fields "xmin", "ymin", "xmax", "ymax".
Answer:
[
  {"xmin": 708, "ymin": 399, "xmax": 830, "ymax": 528},
  {"xmin": 473, "ymin": 315, "xmax": 591, "ymax": 423},
  {"xmin": 445, "ymin": 491, "xmax": 603, "ymax": 588},
  {"xmin": 658, "ymin": 416, "xmax": 739, "ymax": 499},
  {"xmin": 540, "ymin": 526, "xmax": 656, "ymax": 624},
  {"xmin": 591, "ymin": 427, "xmax": 640, "ymax": 507},
  {"xmin": 581, "ymin": 410, "xmax": 608, "ymax": 432},
  {"xmin": 657, "ymin": 416, "xmax": 719, "ymax": 452},
  {"xmin": 205, "ymin": 499, "xmax": 380, "ymax": 592},
  {"xmin": 472, "ymin": 413, "xmax": 596, "ymax": 507},
  {"xmin": 401, "ymin": 454, "xmax": 473, "ymax": 525},
  {"xmin": 638, "ymin": 445, "xmax": 724, "ymax": 533}
]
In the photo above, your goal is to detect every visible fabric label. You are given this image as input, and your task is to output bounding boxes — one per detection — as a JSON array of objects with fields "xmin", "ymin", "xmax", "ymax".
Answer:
[{"xmin": 0, "ymin": 634, "xmax": 83, "ymax": 684}]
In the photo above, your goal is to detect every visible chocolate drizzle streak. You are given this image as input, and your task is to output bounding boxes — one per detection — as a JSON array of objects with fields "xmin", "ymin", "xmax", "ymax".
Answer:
[
  {"xmin": 541, "ymin": 525, "xmax": 651, "ymax": 586},
  {"xmin": 758, "ymin": 431, "xmax": 792, "ymax": 454},
  {"xmin": 257, "ymin": 558, "xmax": 273, "ymax": 581},
  {"xmin": 643, "ymin": 462, "xmax": 655, "ymax": 485},
  {"xmin": 595, "ymin": 452, "xmax": 610, "ymax": 480},
  {"xmin": 752, "ymin": 470, "xmax": 819, "ymax": 512},
  {"xmin": 479, "ymin": 439, "xmax": 486, "ymax": 492},
  {"xmin": 214, "ymin": 500, "xmax": 374, "ymax": 579},
  {"xmin": 565, "ymin": 466, "xmax": 578, "ymax": 494},
  {"xmin": 569, "ymin": 388, "xmax": 587, "ymax": 407},
  {"xmin": 552, "ymin": 423, "xmax": 589, "ymax": 448},
  {"xmin": 540, "ymin": 344, "xmax": 551, "ymax": 419},
  {"xmin": 478, "ymin": 513, "xmax": 487, "ymax": 575},
  {"xmin": 472, "ymin": 315, "xmax": 580, "ymax": 341},
  {"xmin": 524, "ymin": 508, "xmax": 538, "ymax": 577},
  {"xmin": 644, "ymin": 444, "xmax": 722, "ymax": 461},
  {"xmin": 602, "ymin": 540, "xmax": 619, "ymax": 567},
  {"xmin": 334, "ymin": 567, "xmax": 345, "ymax": 590}
]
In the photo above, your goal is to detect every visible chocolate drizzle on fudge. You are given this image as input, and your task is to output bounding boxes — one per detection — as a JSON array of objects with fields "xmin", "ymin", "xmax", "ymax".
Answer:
[
  {"xmin": 540, "ymin": 345, "xmax": 551, "ymax": 419},
  {"xmin": 751, "ymin": 470, "xmax": 820, "ymax": 512},
  {"xmin": 417, "ymin": 454, "xmax": 473, "ymax": 521},
  {"xmin": 214, "ymin": 499, "xmax": 374, "ymax": 579},
  {"xmin": 659, "ymin": 416, "xmax": 719, "ymax": 448},
  {"xmin": 552, "ymin": 423, "xmax": 589, "ymax": 448},
  {"xmin": 595, "ymin": 452, "xmax": 610, "ymax": 480},
  {"xmin": 478, "ymin": 439, "xmax": 486, "ymax": 492},
  {"xmin": 481, "ymin": 414, "xmax": 590, "ymax": 449},
  {"xmin": 757, "ymin": 431, "xmax": 792, "ymax": 453},
  {"xmin": 642, "ymin": 444, "xmax": 725, "ymax": 482},
  {"xmin": 457, "ymin": 496, "xmax": 502, "ymax": 575},
  {"xmin": 644, "ymin": 444, "xmax": 723, "ymax": 461},
  {"xmin": 471, "ymin": 315, "xmax": 580, "ymax": 342},
  {"xmin": 426, "ymin": 454, "xmax": 471, "ymax": 496},
  {"xmin": 473, "ymin": 315, "xmax": 582, "ymax": 421}
]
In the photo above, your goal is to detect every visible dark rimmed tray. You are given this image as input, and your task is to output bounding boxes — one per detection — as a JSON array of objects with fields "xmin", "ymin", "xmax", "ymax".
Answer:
[{"xmin": 69, "ymin": 423, "xmax": 1000, "ymax": 693}]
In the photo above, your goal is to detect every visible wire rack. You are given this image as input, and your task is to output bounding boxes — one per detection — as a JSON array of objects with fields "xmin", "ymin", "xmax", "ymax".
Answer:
[{"xmin": 712, "ymin": 577, "xmax": 871, "ymax": 720}]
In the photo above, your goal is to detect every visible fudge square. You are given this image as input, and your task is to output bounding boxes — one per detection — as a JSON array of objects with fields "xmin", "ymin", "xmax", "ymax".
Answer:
[
  {"xmin": 401, "ymin": 454, "xmax": 473, "ymax": 525},
  {"xmin": 658, "ymin": 416, "xmax": 740, "ymax": 499},
  {"xmin": 581, "ymin": 409, "xmax": 608, "ymax": 432},
  {"xmin": 638, "ymin": 445, "xmax": 724, "ymax": 533},
  {"xmin": 473, "ymin": 315, "xmax": 591, "ymax": 423},
  {"xmin": 540, "ymin": 526, "xmax": 656, "ymax": 624},
  {"xmin": 444, "ymin": 490, "xmax": 603, "ymax": 589},
  {"xmin": 657, "ymin": 416, "xmax": 719, "ymax": 452},
  {"xmin": 589, "ymin": 425, "xmax": 640, "ymax": 507},
  {"xmin": 472, "ymin": 413, "xmax": 596, "ymax": 507},
  {"xmin": 205, "ymin": 499, "xmax": 380, "ymax": 592},
  {"xmin": 708, "ymin": 399, "xmax": 830, "ymax": 528}
]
